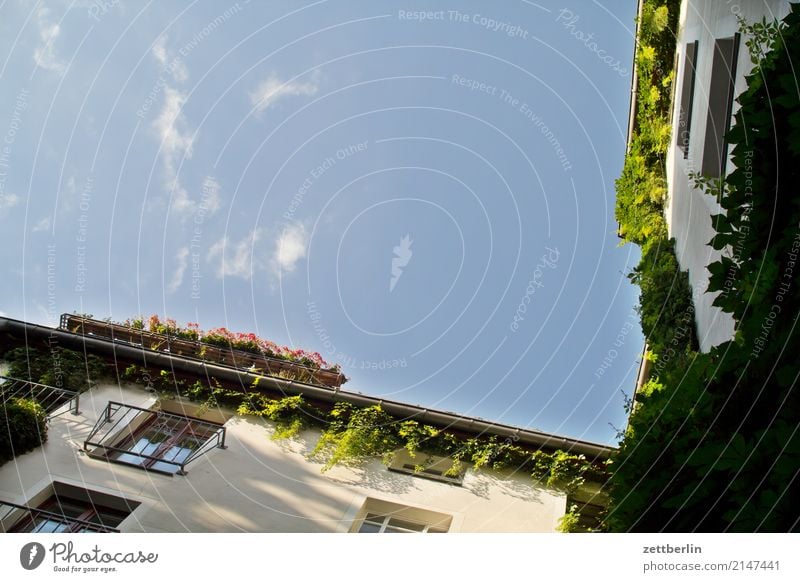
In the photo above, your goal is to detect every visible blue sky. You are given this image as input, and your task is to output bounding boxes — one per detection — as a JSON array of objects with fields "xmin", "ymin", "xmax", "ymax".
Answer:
[{"xmin": 0, "ymin": 0, "xmax": 642, "ymax": 445}]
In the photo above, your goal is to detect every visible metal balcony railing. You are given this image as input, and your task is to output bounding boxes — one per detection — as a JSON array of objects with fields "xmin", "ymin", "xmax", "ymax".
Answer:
[
  {"xmin": 0, "ymin": 500, "xmax": 118, "ymax": 533},
  {"xmin": 84, "ymin": 401, "xmax": 226, "ymax": 476},
  {"xmin": 59, "ymin": 313, "xmax": 346, "ymax": 388},
  {"xmin": 0, "ymin": 375, "xmax": 80, "ymax": 418}
]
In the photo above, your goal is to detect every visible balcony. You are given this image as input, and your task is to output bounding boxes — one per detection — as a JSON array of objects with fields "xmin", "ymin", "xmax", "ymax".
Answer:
[
  {"xmin": 59, "ymin": 313, "xmax": 345, "ymax": 389},
  {"xmin": 85, "ymin": 401, "xmax": 227, "ymax": 475},
  {"xmin": 0, "ymin": 375, "xmax": 80, "ymax": 418}
]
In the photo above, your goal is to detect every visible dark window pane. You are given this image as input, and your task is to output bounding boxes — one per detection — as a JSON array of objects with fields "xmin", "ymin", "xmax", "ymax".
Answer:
[
  {"xmin": 677, "ymin": 41, "xmax": 699, "ymax": 155},
  {"xmin": 358, "ymin": 521, "xmax": 383, "ymax": 533},
  {"xmin": 32, "ymin": 519, "xmax": 70, "ymax": 533},
  {"xmin": 702, "ymin": 35, "xmax": 740, "ymax": 177}
]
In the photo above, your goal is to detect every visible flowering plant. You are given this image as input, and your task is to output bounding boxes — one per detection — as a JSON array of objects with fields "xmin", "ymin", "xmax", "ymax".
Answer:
[{"xmin": 124, "ymin": 315, "xmax": 338, "ymax": 372}]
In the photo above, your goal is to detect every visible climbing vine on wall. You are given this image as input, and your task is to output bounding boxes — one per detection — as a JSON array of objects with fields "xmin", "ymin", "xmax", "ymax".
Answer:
[
  {"xmin": 607, "ymin": 5, "xmax": 800, "ymax": 532},
  {"xmin": 119, "ymin": 363, "xmax": 608, "ymax": 505}
]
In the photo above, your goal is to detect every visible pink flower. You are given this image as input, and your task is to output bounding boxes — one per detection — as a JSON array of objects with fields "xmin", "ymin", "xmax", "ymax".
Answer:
[{"xmin": 121, "ymin": 314, "xmax": 337, "ymax": 370}]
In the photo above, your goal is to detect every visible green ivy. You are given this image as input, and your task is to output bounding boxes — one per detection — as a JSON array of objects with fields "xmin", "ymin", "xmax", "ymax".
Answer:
[
  {"xmin": 614, "ymin": 0, "xmax": 680, "ymax": 248},
  {"xmin": 628, "ymin": 238, "xmax": 698, "ymax": 357},
  {"xmin": 0, "ymin": 397, "xmax": 47, "ymax": 466},
  {"xmin": 1, "ymin": 346, "xmax": 107, "ymax": 393},
  {"xmin": 607, "ymin": 5, "xmax": 800, "ymax": 532},
  {"xmin": 311, "ymin": 403, "xmax": 403, "ymax": 470},
  {"xmin": 556, "ymin": 504, "xmax": 582, "ymax": 533},
  {"xmin": 120, "ymin": 363, "xmax": 607, "ymax": 504},
  {"xmin": 0, "ymin": 345, "xmax": 103, "ymax": 465}
]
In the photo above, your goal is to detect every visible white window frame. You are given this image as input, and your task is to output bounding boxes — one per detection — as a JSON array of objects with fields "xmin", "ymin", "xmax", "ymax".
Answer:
[
  {"xmin": 358, "ymin": 513, "xmax": 447, "ymax": 533},
  {"xmin": 351, "ymin": 497, "xmax": 453, "ymax": 533}
]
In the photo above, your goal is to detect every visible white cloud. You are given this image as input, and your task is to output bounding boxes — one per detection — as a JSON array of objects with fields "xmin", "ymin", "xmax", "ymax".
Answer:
[
  {"xmin": 152, "ymin": 35, "xmax": 188, "ymax": 83},
  {"xmin": 153, "ymin": 86, "xmax": 195, "ymax": 214},
  {"xmin": 155, "ymin": 87, "xmax": 193, "ymax": 169},
  {"xmin": 33, "ymin": 6, "xmax": 66, "ymax": 75},
  {"xmin": 170, "ymin": 175, "xmax": 223, "ymax": 218},
  {"xmin": 249, "ymin": 73, "xmax": 319, "ymax": 114},
  {"xmin": 208, "ymin": 229, "xmax": 263, "ymax": 279},
  {"xmin": 207, "ymin": 223, "xmax": 307, "ymax": 281},
  {"xmin": 171, "ymin": 186, "xmax": 194, "ymax": 215},
  {"xmin": 152, "ymin": 36, "xmax": 168, "ymax": 67},
  {"xmin": 32, "ymin": 217, "xmax": 51, "ymax": 232},
  {"xmin": 272, "ymin": 222, "xmax": 307, "ymax": 273},
  {"xmin": 168, "ymin": 246, "xmax": 189, "ymax": 292},
  {"xmin": 200, "ymin": 176, "xmax": 222, "ymax": 214},
  {"xmin": 0, "ymin": 193, "xmax": 20, "ymax": 210},
  {"xmin": 151, "ymin": 84, "xmax": 219, "ymax": 219}
]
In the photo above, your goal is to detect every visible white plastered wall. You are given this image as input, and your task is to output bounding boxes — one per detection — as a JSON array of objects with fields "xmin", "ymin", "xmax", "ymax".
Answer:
[
  {"xmin": 0, "ymin": 381, "xmax": 568, "ymax": 532},
  {"xmin": 665, "ymin": 0, "xmax": 791, "ymax": 351}
]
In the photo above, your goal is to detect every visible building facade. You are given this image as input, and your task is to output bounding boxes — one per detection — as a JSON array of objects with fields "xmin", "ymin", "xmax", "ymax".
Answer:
[
  {"xmin": 0, "ymin": 315, "xmax": 611, "ymax": 533},
  {"xmin": 665, "ymin": 0, "xmax": 792, "ymax": 350}
]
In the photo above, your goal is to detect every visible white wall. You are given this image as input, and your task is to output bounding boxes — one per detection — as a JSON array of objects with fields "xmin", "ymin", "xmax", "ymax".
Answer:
[
  {"xmin": 665, "ymin": 0, "xmax": 790, "ymax": 351},
  {"xmin": 0, "ymin": 381, "xmax": 568, "ymax": 532}
]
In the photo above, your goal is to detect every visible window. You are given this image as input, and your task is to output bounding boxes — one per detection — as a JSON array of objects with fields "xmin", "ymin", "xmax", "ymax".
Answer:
[
  {"xmin": 109, "ymin": 412, "xmax": 222, "ymax": 474},
  {"xmin": 85, "ymin": 401, "xmax": 227, "ymax": 475},
  {"xmin": 677, "ymin": 41, "xmax": 699, "ymax": 156},
  {"xmin": 352, "ymin": 498, "xmax": 452, "ymax": 533},
  {"xmin": 1, "ymin": 482, "xmax": 138, "ymax": 533},
  {"xmin": 565, "ymin": 496, "xmax": 606, "ymax": 532},
  {"xmin": 358, "ymin": 513, "xmax": 447, "ymax": 533},
  {"xmin": 12, "ymin": 497, "xmax": 128, "ymax": 533},
  {"xmin": 387, "ymin": 450, "xmax": 465, "ymax": 485},
  {"xmin": 701, "ymin": 34, "xmax": 741, "ymax": 177}
]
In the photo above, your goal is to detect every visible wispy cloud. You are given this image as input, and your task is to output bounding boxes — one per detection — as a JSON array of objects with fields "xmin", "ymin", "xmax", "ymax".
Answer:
[
  {"xmin": 168, "ymin": 246, "xmax": 190, "ymax": 292},
  {"xmin": 154, "ymin": 87, "xmax": 193, "ymax": 173},
  {"xmin": 32, "ymin": 217, "xmax": 51, "ymax": 232},
  {"xmin": 152, "ymin": 35, "xmax": 188, "ymax": 83},
  {"xmin": 207, "ymin": 223, "xmax": 308, "ymax": 281},
  {"xmin": 249, "ymin": 73, "xmax": 319, "ymax": 114},
  {"xmin": 0, "ymin": 193, "xmax": 20, "ymax": 211},
  {"xmin": 33, "ymin": 6, "xmax": 65, "ymax": 75},
  {"xmin": 153, "ymin": 86, "xmax": 195, "ymax": 214},
  {"xmin": 148, "ymin": 36, "xmax": 206, "ymax": 217},
  {"xmin": 200, "ymin": 176, "xmax": 222, "ymax": 214},
  {"xmin": 272, "ymin": 222, "xmax": 307, "ymax": 274},
  {"xmin": 208, "ymin": 229, "xmax": 263, "ymax": 279}
]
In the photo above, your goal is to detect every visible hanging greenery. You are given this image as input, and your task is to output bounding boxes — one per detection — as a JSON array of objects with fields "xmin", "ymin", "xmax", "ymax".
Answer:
[
  {"xmin": 119, "ymin": 363, "xmax": 608, "ymax": 508},
  {"xmin": 607, "ymin": 5, "xmax": 800, "ymax": 532},
  {"xmin": 614, "ymin": 0, "xmax": 680, "ymax": 247},
  {"xmin": 0, "ymin": 397, "xmax": 47, "ymax": 466},
  {"xmin": 1, "ymin": 346, "xmax": 107, "ymax": 393}
]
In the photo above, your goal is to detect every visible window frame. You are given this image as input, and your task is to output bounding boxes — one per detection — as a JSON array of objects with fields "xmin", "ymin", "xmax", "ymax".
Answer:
[
  {"xmin": 351, "ymin": 497, "xmax": 453, "ymax": 534},
  {"xmin": 677, "ymin": 40, "xmax": 699, "ymax": 157},
  {"xmin": 3, "ymin": 483, "xmax": 138, "ymax": 533},
  {"xmin": 358, "ymin": 513, "xmax": 447, "ymax": 533},
  {"xmin": 387, "ymin": 450, "xmax": 465, "ymax": 486},
  {"xmin": 11, "ymin": 497, "xmax": 128, "ymax": 533}
]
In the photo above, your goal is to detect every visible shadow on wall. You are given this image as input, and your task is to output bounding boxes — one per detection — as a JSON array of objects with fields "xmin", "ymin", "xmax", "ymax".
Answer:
[{"xmin": 466, "ymin": 469, "xmax": 545, "ymax": 502}]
